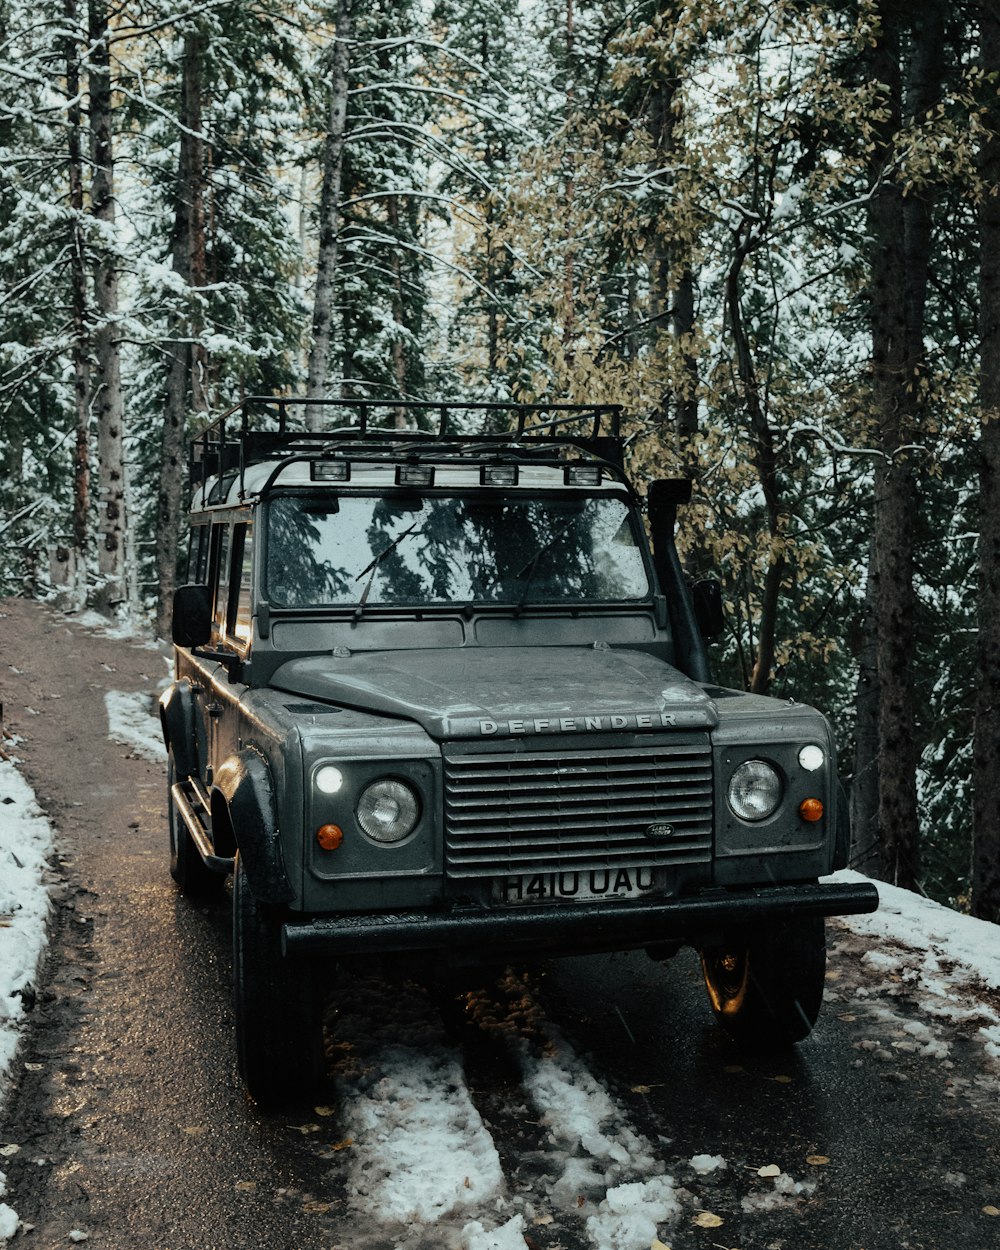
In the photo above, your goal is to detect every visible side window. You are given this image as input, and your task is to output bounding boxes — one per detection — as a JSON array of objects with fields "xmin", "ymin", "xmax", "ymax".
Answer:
[
  {"xmin": 188, "ymin": 525, "xmax": 209, "ymax": 584},
  {"xmin": 229, "ymin": 522, "xmax": 254, "ymax": 646},
  {"xmin": 213, "ymin": 525, "xmax": 232, "ymax": 635}
]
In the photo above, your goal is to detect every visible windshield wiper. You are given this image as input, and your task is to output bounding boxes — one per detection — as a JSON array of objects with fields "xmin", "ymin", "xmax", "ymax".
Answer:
[
  {"xmin": 353, "ymin": 520, "xmax": 421, "ymax": 618},
  {"xmin": 511, "ymin": 519, "xmax": 578, "ymax": 614}
]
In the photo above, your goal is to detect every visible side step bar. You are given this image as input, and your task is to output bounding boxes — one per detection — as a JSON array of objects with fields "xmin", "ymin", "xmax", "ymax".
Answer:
[{"xmin": 171, "ymin": 779, "xmax": 234, "ymax": 875}]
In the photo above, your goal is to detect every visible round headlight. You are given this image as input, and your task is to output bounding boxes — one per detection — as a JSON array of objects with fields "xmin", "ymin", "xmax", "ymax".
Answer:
[
  {"xmin": 728, "ymin": 759, "xmax": 782, "ymax": 822},
  {"xmin": 356, "ymin": 779, "xmax": 420, "ymax": 844}
]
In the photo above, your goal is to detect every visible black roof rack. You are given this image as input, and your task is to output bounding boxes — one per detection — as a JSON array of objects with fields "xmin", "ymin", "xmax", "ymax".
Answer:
[{"xmin": 189, "ymin": 396, "xmax": 627, "ymax": 501}]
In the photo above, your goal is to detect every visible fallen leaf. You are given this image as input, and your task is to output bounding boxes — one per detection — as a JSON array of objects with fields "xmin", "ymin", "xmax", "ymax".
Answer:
[
  {"xmin": 692, "ymin": 1212, "xmax": 724, "ymax": 1228},
  {"xmin": 291, "ymin": 1124, "xmax": 321, "ymax": 1135},
  {"xmin": 314, "ymin": 1105, "xmax": 335, "ymax": 1117},
  {"xmin": 806, "ymin": 1156, "xmax": 830, "ymax": 1167},
  {"xmin": 632, "ymin": 1084, "xmax": 652, "ymax": 1094},
  {"xmin": 772, "ymin": 1075, "xmax": 793, "ymax": 1084},
  {"xmin": 983, "ymin": 1205, "xmax": 1000, "ymax": 1217},
  {"xmin": 723, "ymin": 1064, "xmax": 744, "ymax": 1074},
  {"xmin": 651, "ymin": 1240, "xmax": 672, "ymax": 1249},
  {"xmin": 302, "ymin": 1201, "xmax": 331, "ymax": 1214},
  {"xmin": 330, "ymin": 1138, "xmax": 353, "ymax": 1152},
  {"xmin": 533, "ymin": 1215, "xmax": 554, "ymax": 1226},
  {"xmin": 838, "ymin": 1013, "xmax": 857, "ymax": 1022},
  {"xmin": 24, "ymin": 1063, "xmax": 43, "ymax": 1072},
  {"xmin": 758, "ymin": 1164, "xmax": 782, "ymax": 1178},
  {"xmin": 235, "ymin": 1181, "xmax": 257, "ymax": 1193}
]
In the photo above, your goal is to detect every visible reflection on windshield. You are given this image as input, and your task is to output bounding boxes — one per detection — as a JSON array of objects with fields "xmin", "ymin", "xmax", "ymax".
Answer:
[{"xmin": 266, "ymin": 493, "xmax": 649, "ymax": 609}]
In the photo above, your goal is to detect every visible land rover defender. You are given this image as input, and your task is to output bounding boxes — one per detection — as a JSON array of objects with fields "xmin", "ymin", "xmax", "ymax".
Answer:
[{"xmin": 160, "ymin": 397, "xmax": 878, "ymax": 1104}]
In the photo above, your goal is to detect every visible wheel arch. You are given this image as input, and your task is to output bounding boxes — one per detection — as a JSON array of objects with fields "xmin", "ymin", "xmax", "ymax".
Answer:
[
  {"xmin": 159, "ymin": 681, "xmax": 198, "ymax": 779},
  {"xmin": 212, "ymin": 748, "xmax": 294, "ymax": 906}
]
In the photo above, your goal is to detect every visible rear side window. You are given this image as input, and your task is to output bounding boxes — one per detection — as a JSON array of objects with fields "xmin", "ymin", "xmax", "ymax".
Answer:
[
  {"xmin": 229, "ymin": 522, "xmax": 254, "ymax": 645},
  {"xmin": 187, "ymin": 525, "xmax": 209, "ymax": 583}
]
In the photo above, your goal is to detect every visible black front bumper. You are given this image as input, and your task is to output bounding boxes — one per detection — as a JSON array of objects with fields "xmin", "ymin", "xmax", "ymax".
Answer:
[{"xmin": 281, "ymin": 880, "xmax": 879, "ymax": 959}]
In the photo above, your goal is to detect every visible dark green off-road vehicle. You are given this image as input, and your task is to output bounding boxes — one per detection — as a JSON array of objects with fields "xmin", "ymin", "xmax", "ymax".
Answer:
[{"xmin": 160, "ymin": 398, "xmax": 877, "ymax": 1104}]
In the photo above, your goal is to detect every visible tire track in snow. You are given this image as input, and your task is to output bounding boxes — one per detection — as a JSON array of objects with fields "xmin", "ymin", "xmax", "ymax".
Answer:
[
  {"xmin": 464, "ymin": 970, "xmax": 688, "ymax": 1250},
  {"xmin": 320, "ymin": 972, "xmax": 517, "ymax": 1249}
]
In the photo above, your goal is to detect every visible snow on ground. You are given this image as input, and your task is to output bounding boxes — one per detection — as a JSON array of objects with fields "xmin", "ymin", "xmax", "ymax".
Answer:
[
  {"xmin": 511, "ymin": 1017, "xmax": 684, "ymax": 1248},
  {"xmin": 104, "ymin": 691, "xmax": 164, "ymax": 763},
  {"xmin": 69, "ymin": 610, "xmax": 162, "ymax": 651},
  {"xmin": 0, "ymin": 760, "xmax": 54, "ymax": 1110},
  {"xmin": 829, "ymin": 870, "xmax": 1000, "ymax": 1065},
  {"xmin": 329, "ymin": 974, "xmax": 511, "ymax": 1245}
]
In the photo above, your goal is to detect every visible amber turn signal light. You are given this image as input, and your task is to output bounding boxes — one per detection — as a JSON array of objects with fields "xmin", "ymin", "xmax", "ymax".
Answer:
[
  {"xmin": 799, "ymin": 798, "xmax": 824, "ymax": 823},
  {"xmin": 316, "ymin": 823, "xmax": 344, "ymax": 851}
]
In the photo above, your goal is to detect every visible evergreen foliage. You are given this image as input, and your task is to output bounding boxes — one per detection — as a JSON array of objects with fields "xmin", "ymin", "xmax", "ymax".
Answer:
[{"xmin": 0, "ymin": 0, "xmax": 995, "ymax": 911}]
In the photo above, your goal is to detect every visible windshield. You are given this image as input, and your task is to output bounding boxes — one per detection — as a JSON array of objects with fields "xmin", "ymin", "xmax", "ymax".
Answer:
[{"xmin": 265, "ymin": 492, "xmax": 650, "ymax": 609}]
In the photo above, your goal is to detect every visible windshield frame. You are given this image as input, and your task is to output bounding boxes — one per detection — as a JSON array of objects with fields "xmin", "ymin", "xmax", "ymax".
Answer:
[{"xmin": 260, "ymin": 486, "xmax": 655, "ymax": 614}]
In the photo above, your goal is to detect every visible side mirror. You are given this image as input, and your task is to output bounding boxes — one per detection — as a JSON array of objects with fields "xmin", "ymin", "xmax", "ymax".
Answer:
[
  {"xmin": 691, "ymin": 579, "xmax": 724, "ymax": 639},
  {"xmin": 172, "ymin": 584, "xmax": 212, "ymax": 647}
]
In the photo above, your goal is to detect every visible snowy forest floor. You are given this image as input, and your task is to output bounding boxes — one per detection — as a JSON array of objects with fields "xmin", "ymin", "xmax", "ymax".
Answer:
[{"xmin": 0, "ymin": 597, "xmax": 998, "ymax": 1250}]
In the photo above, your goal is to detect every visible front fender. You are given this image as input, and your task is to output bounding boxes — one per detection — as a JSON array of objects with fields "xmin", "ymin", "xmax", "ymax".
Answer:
[
  {"xmin": 159, "ymin": 681, "xmax": 197, "ymax": 779},
  {"xmin": 211, "ymin": 748, "xmax": 294, "ymax": 906}
]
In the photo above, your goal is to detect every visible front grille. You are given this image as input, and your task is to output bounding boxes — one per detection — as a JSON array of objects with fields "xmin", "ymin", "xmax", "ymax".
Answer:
[{"xmin": 443, "ymin": 738, "xmax": 713, "ymax": 878}]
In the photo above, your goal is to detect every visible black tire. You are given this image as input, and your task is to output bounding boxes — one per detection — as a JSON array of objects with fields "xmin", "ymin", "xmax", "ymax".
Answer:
[
  {"xmin": 168, "ymin": 753, "xmax": 224, "ymax": 897},
  {"xmin": 699, "ymin": 915, "xmax": 827, "ymax": 1047},
  {"xmin": 232, "ymin": 854, "xmax": 323, "ymax": 1107}
]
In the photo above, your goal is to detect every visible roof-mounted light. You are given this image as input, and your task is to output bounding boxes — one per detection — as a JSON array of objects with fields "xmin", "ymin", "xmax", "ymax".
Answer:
[
  {"xmin": 480, "ymin": 464, "xmax": 519, "ymax": 487},
  {"xmin": 311, "ymin": 459, "xmax": 350, "ymax": 482},
  {"xmin": 564, "ymin": 463, "xmax": 603, "ymax": 486},
  {"xmin": 396, "ymin": 464, "xmax": 435, "ymax": 487}
]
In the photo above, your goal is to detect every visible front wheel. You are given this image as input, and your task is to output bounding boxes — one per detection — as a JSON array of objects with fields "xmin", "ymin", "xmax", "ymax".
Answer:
[
  {"xmin": 699, "ymin": 915, "xmax": 827, "ymax": 1047},
  {"xmin": 233, "ymin": 855, "xmax": 323, "ymax": 1107}
]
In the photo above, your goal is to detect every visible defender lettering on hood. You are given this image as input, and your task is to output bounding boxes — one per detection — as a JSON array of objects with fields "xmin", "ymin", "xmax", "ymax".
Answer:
[{"xmin": 478, "ymin": 711, "xmax": 680, "ymax": 735}]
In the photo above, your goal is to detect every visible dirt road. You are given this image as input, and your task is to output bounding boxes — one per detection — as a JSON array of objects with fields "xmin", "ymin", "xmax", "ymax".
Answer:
[{"xmin": 1, "ymin": 596, "xmax": 999, "ymax": 1250}]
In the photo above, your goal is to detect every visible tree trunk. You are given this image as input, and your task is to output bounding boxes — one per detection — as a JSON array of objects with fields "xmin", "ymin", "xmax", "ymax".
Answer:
[
  {"xmin": 973, "ymin": 1, "xmax": 1000, "ymax": 923},
  {"xmin": 87, "ymin": 0, "xmax": 127, "ymax": 615},
  {"xmin": 850, "ymin": 532, "xmax": 881, "ymax": 874},
  {"xmin": 66, "ymin": 0, "xmax": 90, "ymax": 586},
  {"xmin": 305, "ymin": 0, "xmax": 352, "ymax": 415},
  {"xmin": 868, "ymin": 4, "xmax": 921, "ymax": 889},
  {"xmin": 725, "ymin": 236, "xmax": 785, "ymax": 695},
  {"xmin": 156, "ymin": 27, "xmax": 207, "ymax": 639},
  {"xmin": 387, "ymin": 192, "xmax": 408, "ymax": 426}
]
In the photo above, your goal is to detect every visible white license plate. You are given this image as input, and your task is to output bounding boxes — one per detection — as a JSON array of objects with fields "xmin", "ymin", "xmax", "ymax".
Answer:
[{"xmin": 494, "ymin": 867, "xmax": 660, "ymax": 906}]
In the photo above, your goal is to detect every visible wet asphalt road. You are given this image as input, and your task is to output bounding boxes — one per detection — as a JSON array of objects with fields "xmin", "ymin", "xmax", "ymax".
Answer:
[{"xmin": 1, "ymin": 597, "xmax": 999, "ymax": 1250}]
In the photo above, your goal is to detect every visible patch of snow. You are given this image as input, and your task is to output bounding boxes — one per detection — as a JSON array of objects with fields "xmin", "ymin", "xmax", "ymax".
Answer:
[
  {"xmin": 0, "ymin": 762, "xmax": 53, "ymax": 1109},
  {"xmin": 341, "ymin": 1045, "xmax": 505, "ymax": 1224},
  {"xmin": 586, "ymin": 1177, "xmax": 682, "ymax": 1250},
  {"xmin": 741, "ymin": 1171, "xmax": 816, "ymax": 1213},
  {"xmin": 332, "ymin": 975, "xmax": 506, "ymax": 1233},
  {"xmin": 829, "ymin": 871, "xmax": 1000, "ymax": 989},
  {"xmin": 67, "ymin": 610, "xmax": 161, "ymax": 651},
  {"xmin": 830, "ymin": 871, "xmax": 1000, "ymax": 1068},
  {"xmin": 0, "ymin": 762, "xmax": 54, "ymax": 1242},
  {"xmin": 104, "ymin": 691, "xmax": 163, "ymax": 762},
  {"xmin": 689, "ymin": 1154, "xmax": 727, "ymax": 1175},
  {"xmin": 461, "ymin": 1214, "xmax": 527, "ymax": 1250},
  {"xmin": 0, "ymin": 1201, "xmax": 18, "ymax": 1241}
]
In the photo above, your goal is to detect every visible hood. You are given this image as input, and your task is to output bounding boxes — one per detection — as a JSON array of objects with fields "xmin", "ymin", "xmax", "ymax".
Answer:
[{"xmin": 269, "ymin": 647, "xmax": 718, "ymax": 740}]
